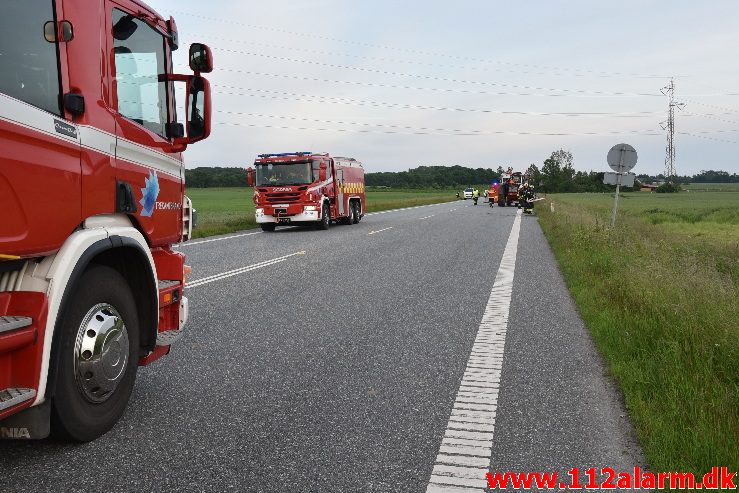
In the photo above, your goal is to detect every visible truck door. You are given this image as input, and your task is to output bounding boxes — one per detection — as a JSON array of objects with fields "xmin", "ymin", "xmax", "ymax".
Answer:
[
  {"xmin": 336, "ymin": 168, "xmax": 345, "ymax": 216},
  {"xmin": 0, "ymin": 1, "xmax": 81, "ymax": 256},
  {"xmin": 107, "ymin": 1, "xmax": 183, "ymax": 245}
]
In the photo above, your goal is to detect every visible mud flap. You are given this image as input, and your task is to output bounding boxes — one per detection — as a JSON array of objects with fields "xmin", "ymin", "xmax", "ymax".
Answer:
[{"xmin": 0, "ymin": 401, "xmax": 50, "ymax": 439}]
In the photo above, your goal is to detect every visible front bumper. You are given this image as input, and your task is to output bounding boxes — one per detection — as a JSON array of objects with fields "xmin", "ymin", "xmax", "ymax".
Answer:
[{"xmin": 255, "ymin": 209, "xmax": 320, "ymax": 224}]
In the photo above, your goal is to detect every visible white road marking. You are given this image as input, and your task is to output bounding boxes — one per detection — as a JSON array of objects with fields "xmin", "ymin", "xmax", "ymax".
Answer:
[
  {"xmin": 420, "ymin": 214, "xmax": 436, "ymax": 220},
  {"xmin": 367, "ymin": 227, "xmax": 393, "ymax": 235},
  {"xmin": 177, "ymin": 231, "xmax": 262, "ymax": 247},
  {"xmin": 177, "ymin": 202, "xmax": 455, "ymax": 246},
  {"xmin": 186, "ymin": 251, "xmax": 305, "ymax": 288},
  {"xmin": 426, "ymin": 209, "xmax": 522, "ymax": 493}
]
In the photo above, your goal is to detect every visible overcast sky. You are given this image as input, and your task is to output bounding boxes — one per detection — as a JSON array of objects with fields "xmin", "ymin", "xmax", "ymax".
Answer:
[{"xmin": 156, "ymin": 0, "xmax": 739, "ymax": 176}]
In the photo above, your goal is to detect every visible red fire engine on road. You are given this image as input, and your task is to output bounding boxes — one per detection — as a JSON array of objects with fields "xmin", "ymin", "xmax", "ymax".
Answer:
[
  {"xmin": 497, "ymin": 171, "xmax": 523, "ymax": 207},
  {"xmin": 0, "ymin": 0, "xmax": 212, "ymax": 441},
  {"xmin": 247, "ymin": 152, "xmax": 366, "ymax": 231}
]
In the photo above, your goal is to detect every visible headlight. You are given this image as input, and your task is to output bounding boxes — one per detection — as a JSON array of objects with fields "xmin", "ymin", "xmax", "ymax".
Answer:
[
  {"xmin": 255, "ymin": 208, "xmax": 264, "ymax": 215},
  {"xmin": 304, "ymin": 205, "xmax": 317, "ymax": 211}
]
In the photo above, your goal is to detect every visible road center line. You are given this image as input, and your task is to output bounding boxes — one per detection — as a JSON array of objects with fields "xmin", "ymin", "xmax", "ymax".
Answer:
[
  {"xmin": 186, "ymin": 251, "xmax": 306, "ymax": 288},
  {"xmin": 367, "ymin": 227, "xmax": 394, "ymax": 235},
  {"xmin": 179, "ymin": 203, "xmax": 452, "ymax": 246},
  {"xmin": 426, "ymin": 209, "xmax": 522, "ymax": 492},
  {"xmin": 177, "ymin": 231, "xmax": 263, "ymax": 247},
  {"xmin": 420, "ymin": 215, "xmax": 436, "ymax": 220}
]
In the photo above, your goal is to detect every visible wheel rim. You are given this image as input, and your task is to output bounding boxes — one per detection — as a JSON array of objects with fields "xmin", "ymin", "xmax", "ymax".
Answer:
[{"xmin": 73, "ymin": 303, "xmax": 130, "ymax": 404}]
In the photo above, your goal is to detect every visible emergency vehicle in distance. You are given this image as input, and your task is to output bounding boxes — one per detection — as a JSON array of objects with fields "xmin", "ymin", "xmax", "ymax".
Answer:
[
  {"xmin": 0, "ymin": 0, "xmax": 212, "ymax": 441},
  {"xmin": 247, "ymin": 152, "xmax": 366, "ymax": 231},
  {"xmin": 497, "ymin": 171, "xmax": 524, "ymax": 207}
]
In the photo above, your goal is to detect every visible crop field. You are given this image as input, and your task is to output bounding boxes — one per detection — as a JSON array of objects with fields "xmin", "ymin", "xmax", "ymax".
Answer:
[
  {"xmin": 681, "ymin": 182, "xmax": 739, "ymax": 192},
  {"xmin": 185, "ymin": 187, "xmax": 459, "ymax": 238},
  {"xmin": 537, "ymin": 190, "xmax": 739, "ymax": 473}
]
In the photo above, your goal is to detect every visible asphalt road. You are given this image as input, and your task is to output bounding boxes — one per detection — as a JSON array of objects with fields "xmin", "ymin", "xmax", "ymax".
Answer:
[{"xmin": 0, "ymin": 200, "xmax": 645, "ymax": 492}]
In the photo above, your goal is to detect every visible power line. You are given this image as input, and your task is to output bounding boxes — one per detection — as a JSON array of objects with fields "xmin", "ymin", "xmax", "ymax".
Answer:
[
  {"xmin": 212, "ymin": 84, "xmax": 662, "ymax": 118},
  {"xmin": 678, "ymin": 132, "xmax": 738, "ymax": 145},
  {"xmin": 682, "ymin": 99, "xmax": 739, "ymax": 115},
  {"xmin": 683, "ymin": 113, "xmax": 739, "ymax": 126},
  {"xmin": 179, "ymin": 34, "xmax": 669, "ymax": 81},
  {"xmin": 215, "ymin": 110, "xmax": 663, "ymax": 136},
  {"xmin": 216, "ymin": 120, "xmax": 664, "ymax": 137},
  {"xmin": 208, "ymin": 66, "xmax": 664, "ymax": 99},
  {"xmin": 172, "ymin": 10, "xmax": 673, "ymax": 80},
  {"xmin": 206, "ymin": 47, "xmax": 663, "ymax": 97}
]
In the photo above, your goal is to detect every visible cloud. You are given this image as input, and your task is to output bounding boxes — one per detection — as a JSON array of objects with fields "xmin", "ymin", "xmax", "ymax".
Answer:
[{"xmin": 156, "ymin": 0, "xmax": 739, "ymax": 175}]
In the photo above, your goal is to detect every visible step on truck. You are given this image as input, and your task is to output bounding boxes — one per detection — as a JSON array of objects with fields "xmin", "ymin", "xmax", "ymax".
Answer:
[
  {"xmin": 0, "ymin": 0, "xmax": 213, "ymax": 441},
  {"xmin": 247, "ymin": 152, "xmax": 366, "ymax": 231}
]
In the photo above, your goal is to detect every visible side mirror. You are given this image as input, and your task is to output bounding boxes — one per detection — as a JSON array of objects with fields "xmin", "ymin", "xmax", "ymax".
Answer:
[
  {"xmin": 246, "ymin": 167, "xmax": 255, "ymax": 187},
  {"xmin": 189, "ymin": 43, "xmax": 213, "ymax": 73},
  {"xmin": 171, "ymin": 75, "xmax": 211, "ymax": 149},
  {"xmin": 319, "ymin": 163, "xmax": 327, "ymax": 182},
  {"xmin": 186, "ymin": 76, "xmax": 210, "ymax": 141}
]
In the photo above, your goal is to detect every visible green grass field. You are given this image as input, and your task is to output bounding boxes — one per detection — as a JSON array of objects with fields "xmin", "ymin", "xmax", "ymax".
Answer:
[
  {"xmin": 681, "ymin": 182, "xmax": 739, "ymax": 192},
  {"xmin": 186, "ymin": 187, "xmax": 459, "ymax": 238},
  {"xmin": 537, "ymin": 190, "xmax": 738, "ymax": 473}
]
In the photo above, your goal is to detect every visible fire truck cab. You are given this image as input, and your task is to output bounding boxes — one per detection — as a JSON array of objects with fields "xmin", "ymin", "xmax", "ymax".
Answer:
[
  {"xmin": 247, "ymin": 152, "xmax": 366, "ymax": 231},
  {"xmin": 0, "ymin": 0, "xmax": 212, "ymax": 441}
]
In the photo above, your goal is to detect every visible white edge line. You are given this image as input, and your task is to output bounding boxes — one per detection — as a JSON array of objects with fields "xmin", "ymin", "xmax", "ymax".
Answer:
[{"xmin": 426, "ymin": 209, "xmax": 522, "ymax": 492}]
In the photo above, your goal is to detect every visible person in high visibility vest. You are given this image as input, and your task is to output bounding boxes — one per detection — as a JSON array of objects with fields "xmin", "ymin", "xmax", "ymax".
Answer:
[{"xmin": 472, "ymin": 188, "xmax": 479, "ymax": 205}]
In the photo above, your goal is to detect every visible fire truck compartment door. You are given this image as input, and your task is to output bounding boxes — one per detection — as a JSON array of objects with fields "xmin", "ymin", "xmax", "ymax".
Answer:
[{"xmin": 337, "ymin": 169, "xmax": 345, "ymax": 216}]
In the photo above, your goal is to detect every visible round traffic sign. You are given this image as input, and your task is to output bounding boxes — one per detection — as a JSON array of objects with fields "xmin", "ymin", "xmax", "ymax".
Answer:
[{"xmin": 607, "ymin": 143, "xmax": 638, "ymax": 172}]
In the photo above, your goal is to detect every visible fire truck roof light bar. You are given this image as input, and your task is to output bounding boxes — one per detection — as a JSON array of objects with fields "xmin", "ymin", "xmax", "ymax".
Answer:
[{"xmin": 257, "ymin": 152, "xmax": 313, "ymax": 158}]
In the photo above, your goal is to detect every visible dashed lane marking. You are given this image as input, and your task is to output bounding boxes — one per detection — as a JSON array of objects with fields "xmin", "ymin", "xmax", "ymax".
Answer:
[
  {"xmin": 186, "ymin": 251, "xmax": 306, "ymax": 288},
  {"xmin": 367, "ymin": 227, "xmax": 393, "ymax": 235},
  {"xmin": 176, "ymin": 231, "xmax": 262, "ymax": 247},
  {"xmin": 425, "ymin": 209, "xmax": 522, "ymax": 492},
  {"xmin": 177, "ymin": 202, "xmax": 454, "ymax": 246}
]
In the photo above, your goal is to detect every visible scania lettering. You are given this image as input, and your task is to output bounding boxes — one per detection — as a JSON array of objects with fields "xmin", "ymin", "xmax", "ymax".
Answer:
[
  {"xmin": 0, "ymin": 0, "xmax": 213, "ymax": 441},
  {"xmin": 247, "ymin": 152, "xmax": 366, "ymax": 232}
]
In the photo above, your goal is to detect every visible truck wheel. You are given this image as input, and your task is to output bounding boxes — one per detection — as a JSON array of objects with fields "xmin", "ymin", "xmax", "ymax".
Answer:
[
  {"xmin": 51, "ymin": 265, "xmax": 139, "ymax": 442},
  {"xmin": 261, "ymin": 223, "xmax": 276, "ymax": 232},
  {"xmin": 353, "ymin": 202, "xmax": 360, "ymax": 224},
  {"xmin": 346, "ymin": 203, "xmax": 355, "ymax": 225},
  {"xmin": 317, "ymin": 203, "xmax": 330, "ymax": 230}
]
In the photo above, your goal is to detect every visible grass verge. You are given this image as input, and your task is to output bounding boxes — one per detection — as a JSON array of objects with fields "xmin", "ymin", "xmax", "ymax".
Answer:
[{"xmin": 536, "ymin": 191, "xmax": 738, "ymax": 473}]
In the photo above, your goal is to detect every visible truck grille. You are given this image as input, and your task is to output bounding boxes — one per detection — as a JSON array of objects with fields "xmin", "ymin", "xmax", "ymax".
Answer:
[
  {"xmin": 265, "ymin": 192, "xmax": 301, "ymax": 204},
  {"xmin": 0, "ymin": 261, "xmax": 27, "ymax": 293}
]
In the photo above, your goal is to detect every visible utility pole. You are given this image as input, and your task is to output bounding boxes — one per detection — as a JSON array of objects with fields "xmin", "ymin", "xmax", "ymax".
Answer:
[{"xmin": 660, "ymin": 78, "xmax": 685, "ymax": 182}]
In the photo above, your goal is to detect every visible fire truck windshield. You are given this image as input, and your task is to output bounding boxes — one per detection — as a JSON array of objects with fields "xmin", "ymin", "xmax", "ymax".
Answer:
[{"xmin": 255, "ymin": 161, "xmax": 313, "ymax": 186}]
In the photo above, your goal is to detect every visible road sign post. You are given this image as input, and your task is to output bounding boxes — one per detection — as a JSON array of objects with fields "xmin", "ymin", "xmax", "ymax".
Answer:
[{"xmin": 605, "ymin": 143, "xmax": 637, "ymax": 228}]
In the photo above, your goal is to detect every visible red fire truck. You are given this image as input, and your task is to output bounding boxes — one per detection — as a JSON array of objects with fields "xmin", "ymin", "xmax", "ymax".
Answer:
[
  {"xmin": 0, "ymin": 0, "xmax": 212, "ymax": 441},
  {"xmin": 247, "ymin": 152, "xmax": 366, "ymax": 231},
  {"xmin": 497, "ymin": 171, "xmax": 523, "ymax": 207}
]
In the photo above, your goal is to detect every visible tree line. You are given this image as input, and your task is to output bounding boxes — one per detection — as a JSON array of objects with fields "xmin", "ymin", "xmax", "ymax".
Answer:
[{"xmin": 184, "ymin": 153, "xmax": 737, "ymax": 192}]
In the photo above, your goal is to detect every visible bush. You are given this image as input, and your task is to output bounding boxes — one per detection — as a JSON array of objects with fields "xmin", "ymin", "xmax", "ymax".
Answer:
[{"xmin": 655, "ymin": 183, "xmax": 681, "ymax": 193}]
